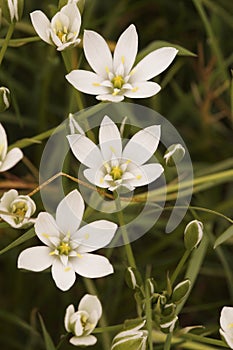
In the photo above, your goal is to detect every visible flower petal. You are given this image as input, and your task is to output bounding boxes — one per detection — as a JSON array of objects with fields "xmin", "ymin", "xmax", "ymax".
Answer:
[
  {"xmin": 18, "ymin": 246, "xmax": 53, "ymax": 271},
  {"xmin": 220, "ymin": 329, "xmax": 233, "ymax": 349},
  {"xmin": 64, "ymin": 304, "xmax": 75, "ymax": 332},
  {"xmin": 70, "ymin": 335, "xmax": 97, "ymax": 346},
  {"xmin": 220, "ymin": 307, "xmax": 233, "ymax": 332},
  {"xmin": 56, "ymin": 190, "xmax": 84, "ymax": 234},
  {"xmin": 35, "ymin": 212, "xmax": 60, "ymax": 246},
  {"xmin": 124, "ymin": 81, "xmax": 161, "ymax": 98},
  {"xmin": 129, "ymin": 163, "xmax": 164, "ymax": 187},
  {"xmin": 96, "ymin": 94, "xmax": 124, "ymax": 102},
  {"xmin": 30, "ymin": 11, "xmax": 51, "ymax": 44},
  {"xmin": 113, "ymin": 24, "xmax": 138, "ymax": 75},
  {"xmin": 56, "ymin": 39, "xmax": 81, "ymax": 51},
  {"xmin": 99, "ymin": 116, "xmax": 122, "ymax": 160},
  {"xmin": 67, "ymin": 134, "xmax": 103, "ymax": 168},
  {"xmin": 61, "ymin": 3, "xmax": 81, "ymax": 32},
  {"xmin": 75, "ymin": 220, "xmax": 117, "ymax": 253},
  {"xmin": 83, "ymin": 30, "xmax": 113, "ymax": 78},
  {"xmin": 51, "ymin": 259, "xmax": 76, "ymax": 291},
  {"xmin": 0, "ymin": 189, "xmax": 18, "ymax": 209},
  {"xmin": 123, "ymin": 125, "xmax": 161, "ymax": 165},
  {"xmin": 0, "ymin": 123, "xmax": 8, "ymax": 160},
  {"xmin": 131, "ymin": 47, "xmax": 178, "ymax": 82},
  {"xmin": 66, "ymin": 70, "xmax": 109, "ymax": 95},
  {"xmin": 78, "ymin": 294, "xmax": 102, "ymax": 320},
  {"xmin": 0, "ymin": 148, "xmax": 23, "ymax": 172},
  {"xmin": 72, "ymin": 253, "xmax": 113, "ymax": 278},
  {"xmin": 83, "ymin": 168, "xmax": 109, "ymax": 188}
]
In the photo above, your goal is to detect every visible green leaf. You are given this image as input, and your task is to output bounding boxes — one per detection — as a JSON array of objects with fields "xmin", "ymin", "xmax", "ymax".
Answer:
[
  {"xmin": 214, "ymin": 225, "xmax": 233, "ymax": 248},
  {"xmin": 0, "ymin": 227, "xmax": 35, "ymax": 256},
  {"xmin": 136, "ymin": 40, "xmax": 197, "ymax": 63},
  {"xmin": 38, "ymin": 314, "xmax": 56, "ymax": 350}
]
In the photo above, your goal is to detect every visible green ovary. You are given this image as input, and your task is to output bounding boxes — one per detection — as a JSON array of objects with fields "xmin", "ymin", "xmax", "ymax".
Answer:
[
  {"xmin": 110, "ymin": 166, "xmax": 123, "ymax": 181},
  {"xmin": 57, "ymin": 241, "xmax": 71, "ymax": 255},
  {"xmin": 11, "ymin": 201, "xmax": 28, "ymax": 224},
  {"xmin": 112, "ymin": 75, "xmax": 125, "ymax": 89}
]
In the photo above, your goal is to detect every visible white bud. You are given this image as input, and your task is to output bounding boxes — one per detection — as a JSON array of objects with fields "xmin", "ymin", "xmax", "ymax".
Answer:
[
  {"xmin": 0, "ymin": 87, "xmax": 10, "ymax": 112},
  {"xmin": 164, "ymin": 143, "xmax": 185, "ymax": 166}
]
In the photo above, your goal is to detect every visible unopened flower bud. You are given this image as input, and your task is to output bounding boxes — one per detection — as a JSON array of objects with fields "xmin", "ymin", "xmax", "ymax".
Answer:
[
  {"xmin": 172, "ymin": 279, "xmax": 191, "ymax": 304},
  {"xmin": 125, "ymin": 266, "xmax": 142, "ymax": 290},
  {"xmin": 0, "ymin": 0, "xmax": 24, "ymax": 23},
  {"xmin": 111, "ymin": 321, "xmax": 148, "ymax": 350},
  {"xmin": 0, "ymin": 87, "xmax": 10, "ymax": 112},
  {"xmin": 164, "ymin": 143, "xmax": 185, "ymax": 166},
  {"xmin": 184, "ymin": 220, "xmax": 203, "ymax": 251}
]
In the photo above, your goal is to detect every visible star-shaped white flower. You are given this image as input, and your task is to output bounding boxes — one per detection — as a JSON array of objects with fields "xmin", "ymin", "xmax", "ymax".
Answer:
[
  {"xmin": 0, "ymin": 189, "xmax": 36, "ymax": 228},
  {"xmin": 65, "ymin": 294, "xmax": 102, "ymax": 346},
  {"xmin": 30, "ymin": 2, "xmax": 81, "ymax": 51},
  {"xmin": 0, "ymin": 123, "xmax": 23, "ymax": 172},
  {"xmin": 67, "ymin": 116, "xmax": 164, "ymax": 191},
  {"xmin": 66, "ymin": 24, "xmax": 178, "ymax": 102},
  {"xmin": 18, "ymin": 189, "xmax": 117, "ymax": 291},
  {"xmin": 220, "ymin": 306, "xmax": 233, "ymax": 349}
]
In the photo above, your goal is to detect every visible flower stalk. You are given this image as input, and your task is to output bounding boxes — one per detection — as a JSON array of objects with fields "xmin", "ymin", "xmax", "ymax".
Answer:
[{"xmin": 0, "ymin": 22, "xmax": 15, "ymax": 65}]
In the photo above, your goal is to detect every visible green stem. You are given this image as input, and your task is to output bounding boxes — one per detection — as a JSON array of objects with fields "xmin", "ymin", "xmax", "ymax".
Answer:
[
  {"xmin": 83, "ymin": 278, "xmax": 111, "ymax": 350},
  {"xmin": 93, "ymin": 324, "xmax": 123, "ymax": 334},
  {"xmin": 192, "ymin": 0, "xmax": 229, "ymax": 83},
  {"xmin": 0, "ymin": 22, "xmax": 15, "ymax": 65},
  {"xmin": 114, "ymin": 192, "xmax": 137, "ymax": 268},
  {"xmin": 164, "ymin": 333, "xmax": 172, "ymax": 350},
  {"xmin": 145, "ymin": 281, "xmax": 153, "ymax": 350},
  {"xmin": 171, "ymin": 250, "xmax": 190, "ymax": 285}
]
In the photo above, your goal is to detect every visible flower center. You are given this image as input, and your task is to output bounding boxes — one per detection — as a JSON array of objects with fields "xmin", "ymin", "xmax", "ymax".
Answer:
[
  {"xmin": 57, "ymin": 241, "xmax": 71, "ymax": 255},
  {"xmin": 11, "ymin": 201, "xmax": 28, "ymax": 223},
  {"xmin": 110, "ymin": 166, "xmax": 123, "ymax": 180},
  {"xmin": 112, "ymin": 75, "xmax": 125, "ymax": 89},
  {"xmin": 54, "ymin": 20, "xmax": 69, "ymax": 43}
]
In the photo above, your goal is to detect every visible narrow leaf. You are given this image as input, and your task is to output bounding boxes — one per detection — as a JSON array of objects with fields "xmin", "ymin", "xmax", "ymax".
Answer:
[
  {"xmin": 0, "ymin": 227, "xmax": 35, "ymax": 256},
  {"xmin": 214, "ymin": 225, "xmax": 233, "ymax": 248},
  {"xmin": 38, "ymin": 314, "xmax": 56, "ymax": 350}
]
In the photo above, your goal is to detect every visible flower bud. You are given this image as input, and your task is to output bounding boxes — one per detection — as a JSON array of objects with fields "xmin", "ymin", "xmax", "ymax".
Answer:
[
  {"xmin": 164, "ymin": 143, "xmax": 185, "ymax": 166},
  {"xmin": 171, "ymin": 279, "xmax": 191, "ymax": 304},
  {"xmin": 111, "ymin": 321, "xmax": 148, "ymax": 350},
  {"xmin": 184, "ymin": 220, "xmax": 203, "ymax": 251},
  {"xmin": 0, "ymin": 0, "xmax": 24, "ymax": 23},
  {"xmin": 160, "ymin": 316, "xmax": 178, "ymax": 333},
  {"xmin": 59, "ymin": 0, "xmax": 85, "ymax": 13},
  {"xmin": 125, "ymin": 267, "xmax": 143, "ymax": 290},
  {"xmin": 0, "ymin": 87, "xmax": 10, "ymax": 112}
]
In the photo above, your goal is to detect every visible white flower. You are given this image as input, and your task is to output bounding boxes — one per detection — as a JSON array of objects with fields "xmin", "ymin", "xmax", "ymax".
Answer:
[
  {"xmin": 67, "ymin": 115, "xmax": 164, "ymax": 191},
  {"xmin": 66, "ymin": 24, "xmax": 178, "ymax": 102},
  {"xmin": 220, "ymin": 307, "xmax": 233, "ymax": 348},
  {"xmin": 17, "ymin": 189, "xmax": 117, "ymax": 291},
  {"xmin": 30, "ymin": 3, "xmax": 81, "ymax": 51},
  {"xmin": 0, "ymin": 123, "xmax": 23, "ymax": 172},
  {"xmin": 111, "ymin": 320, "xmax": 148, "ymax": 350},
  {"xmin": 65, "ymin": 294, "xmax": 102, "ymax": 346},
  {"xmin": 0, "ymin": 189, "xmax": 36, "ymax": 228}
]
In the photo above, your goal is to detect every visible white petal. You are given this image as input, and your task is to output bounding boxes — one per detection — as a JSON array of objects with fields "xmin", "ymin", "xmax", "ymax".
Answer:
[
  {"xmin": 0, "ymin": 148, "xmax": 23, "ymax": 172},
  {"xmin": 30, "ymin": 11, "xmax": 51, "ymax": 44},
  {"xmin": 96, "ymin": 94, "xmax": 124, "ymax": 102},
  {"xmin": 113, "ymin": 24, "xmax": 138, "ymax": 75},
  {"xmin": 75, "ymin": 220, "xmax": 117, "ymax": 253},
  {"xmin": 51, "ymin": 259, "xmax": 76, "ymax": 291},
  {"xmin": 18, "ymin": 246, "xmax": 53, "ymax": 271},
  {"xmin": 129, "ymin": 163, "xmax": 164, "ymax": 187},
  {"xmin": 78, "ymin": 294, "xmax": 102, "ymax": 319},
  {"xmin": 67, "ymin": 134, "xmax": 103, "ymax": 168},
  {"xmin": 83, "ymin": 30, "xmax": 113, "ymax": 78},
  {"xmin": 99, "ymin": 116, "xmax": 122, "ymax": 160},
  {"xmin": 64, "ymin": 304, "xmax": 75, "ymax": 332},
  {"xmin": 72, "ymin": 253, "xmax": 113, "ymax": 278},
  {"xmin": 0, "ymin": 189, "xmax": 18, "ymax": 208},
  {"xmin": 123, "ymin": 125, "xmax": 161, "ymax": 165},
  {"xmin": 220, "ymin": 329, "xmax": 233, "ymax": 349},
  {"xmin": 56, "ymin": 39, "xmax": 81, "ymax": 51},
  {"xmin": 0, "ymin": 123, "xmax": 8, "ymax": 160},
  {"xmin": 124, "ymin": 81, "xmax": 161, "ymax": 98},
  {"xmin": 35, "ymin": 212, "xmax": 60, "ymax": 246},
  {"xmin": 56, "ymin": 190, "xmax": 84, "ymax": 234},
  {"xmin": 70, "ymin": 335, "xmax": 97, "ymax": 346},
  {"xmin": 131, "ymin": 47, "xmax": 178, "ymax": 82},
  {"xmin": 61, "ymin": 3, "xmax": 81, "ymax": 32},
  {"xmin": 83, "ymin": 168, "xmax": 109, "ymax": 188},
  {"xmin": 66, "ymin": 70, "xmax": 109, "ymax": 95},
  {"xmin": 220, "ymin": 307, "xmax": 233, "ymax": 332}
]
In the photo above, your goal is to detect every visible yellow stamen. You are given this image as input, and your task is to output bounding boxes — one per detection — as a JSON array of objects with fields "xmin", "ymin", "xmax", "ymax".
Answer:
[
  {"xmin": 84, "ymin": 233, "xmax": 89, "ymax": 240},
  {"xmin": 112, "ymin": 75, "xmax": 125, "ymax": 89},
  {"xmin": 57, "ymin": 241, "xmax": 71, "ymax": 255},
  {"xmin": 64, "ymin": 267, "xmax": 71, "ymax": 272},
  {"xmin": 77, "ymin": 253, "xmax": 82, "ymax": 258},
  {"xmin": 110, "ymin": 146, "xmax": 116, "ymax": 154},
  {"xmin": 93, "ymin": 82, "xmax": 100, "ymax": 86},
  {"xmin": 105, "ymin": 66, "xmax": 110, "ymax": 73},
  {"xmin": 42, "ymin": 233, "xmax": 50, "ymax": 238},
  {"xmin": 136, "ymin": 175, "xmax": 142, "ymax": 180},
  {"xmin": 121, "ymin": 56, "xmax": 125, "ymax": 64},
  {"xmin": 132, "ymin": 87, "xmax": 139, "ymax": 92}
]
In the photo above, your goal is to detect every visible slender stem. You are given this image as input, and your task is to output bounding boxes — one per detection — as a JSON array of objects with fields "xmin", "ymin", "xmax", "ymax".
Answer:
[
  {"xmin": 114, "ymin": 192, "xmax": 137, "ymax": 268},
  {"xmin": 145, "ymin": 281, "xmax": 153, "ymax": 350},
  {"xmin": 170, "ymin": 250, "xmax": 190, "ymax": 285},
  {"xmin": 83, "ymin": 279, "xmax": 111, "ymax": 350},
  {"xmin": 164, "ymin": 333, "xmax": 172, "ymax": 350},
  {"xmin": 0, "ymin": 22, "xmax": 15, "ymax": 65},
  {"xmin": 56, "ymin": 333, "xmax": 69, "ymax": 350}
]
